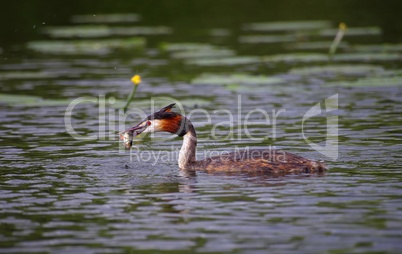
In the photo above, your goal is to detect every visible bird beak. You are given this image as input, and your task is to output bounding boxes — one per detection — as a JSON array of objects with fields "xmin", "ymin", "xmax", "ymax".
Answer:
[{"xmin": 127, "ymin": 121, "xmax": 148, "ymax": 136}]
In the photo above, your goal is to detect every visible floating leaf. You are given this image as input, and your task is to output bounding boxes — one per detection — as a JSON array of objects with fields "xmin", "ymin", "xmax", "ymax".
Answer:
[
  {"xmin": 0, "ymin": 71, "xmax": 59, "ymax": 80},
  {"xmin": 352, "ymin": 44, "xmax": 402, "ymax": 53},
  {"xmin": 192, "ymin": 73, "xmax": 285, "ymax": 85},
  {"xmin": 33, "ymin": 99, "xmax": 76, "ymax": 106},
  {"xmin": 160, "ymin": 42, "xmax": 216, "ymax": 52},
  {"xmin": 186, "ymin": 56, "xmax": 261, "ymax": 66},
  {"xmin": 0, "ymin": 94, "xmax": 41, "ymax": 104},
  {"xmin": 71, "ymin": 14, "xmax": 140, "ymax": 24},
  {"xmin": 263, "ymin": 53, "xmax": 328, "ymax": 63},
  {"xmin": 325, "ymin": 76, "xmax": 402, "ymax": 87},
  {"xmin": 113, "ymin": 26, "xmax": 172, "ymax": 36},
  {"xmin": 243, "ymin": 20, "xmax": 332, "ymax": 32},
  {"xmin": 0, "ymin": 94, "xmax": 209, "ymax": 108},
  {"xmin": 160, "ymin": 42, "xmax": 235, "ymax": 60},
  {"xmin": 239, "ymin": 34, "xmax": 298, "ymax": 44},
  {"xmin": 289, "ymin": 65, "xmax": 385, "ymax": 76},
  {"xmin": 44, "ymin": 25, "xmax": 172, "ymax": 38},
  {"xmin": 44, "ymin": 25, "xmax": 110, "ymax": 38},
  {"xmin": 334, "ymin": 53, "xmax": 402, "ymax": 62},
  {"xmin": 171, "ymin": 48, "xmax": 235, "ymax": 59},
  {"xmin": 287, "ymin": 41, "xmax": 349, "ymax": 51},
  {"xmin": 27, "ymin": 37, "xmax": 146, "ymax": 55},
  {"xmin": 320, "ymin": 27, "xmax": 382, "ymax": 37},
  {"xmin": 0, "ymin": 94, "xmax": 80, "ymax": 106},
  {"xmin": 112, "ymin": 98, "xmax": 211, "ymax": 109}
]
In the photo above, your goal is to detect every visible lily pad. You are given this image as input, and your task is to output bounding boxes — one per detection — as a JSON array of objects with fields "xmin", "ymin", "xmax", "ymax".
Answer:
[
  {"xmin": 289, "ymin": 64, "xmax": 385, "ymax": 76},
  {"xmin": 325, "ymin": 76, "xmax": 402, "ymax": 87},
  {"xmin": 0, "ymin": 94, "xmax": 79, "ymax": 106},
  {"xmin": 113, "ymin": 26, "xmax": 172, "ymax": 36},
  {"xmin": 239, "ymin": 34, "xmax": 298, "ymax": 44},
  {"xmin": 192, "ymin": 73, "xmax": 285, "ymax": 85},
  {"xmin": 287, "ymin": 41, "xmax": 349, "ymax": 51},
  {"xmin": 263, "ymin": 53, "xmax": 329, "ymax": 63},
  {"xmin": 243, "ymin": 20, "xmax": 332, "ymax": 32},
  {"xmin": 44, "ymin": 25, "xmax": 110, "ymax": 38},
  {"xmin": 160, "ymin": 42, "xmax": 216, "ymax": 52},
  {"xmin": 0, "ymin": 94, "xmax": 210, "ymax": 108},
  {"xmin": 320, "ymin": 27, "xmax": 382, "ymax": 37},
  {"xmin": 186, "ymin": 56, "xmax": 261, "ymax": 66},
  {"xmin": 0, "ymin": 94, "xmax": 41, "ymax": 104},
  {"xmin": 71, "ymin": 14, "xmax": 140, "ymax": 24},
  {"xmin": 27, "ymin": 37, "xmax": 146, "ymax": 55},
  {"xmin": 44, "ymin": 26, "xmax": 172, "ymax": 38},
  {"xmin": 112, "ymin": 98, "xmax": 212, "ymax": 110},
  {"xmin": 171, "ymin": 48, "xmax": 235, "ymax": 59},
  {"xmin": 160, "ymin": 42, "xmax": 235, "ymax": 60},
  {"xmin": 334, "ymin": 53, "xmax": 402, "ymax": 62},
  {"xmin": 352, "ymin": 44, "xmax": 402, "ymax": 53},
  {"xmin": 0, "ymin": 71, "xmax": 59, "ymax": 80}
]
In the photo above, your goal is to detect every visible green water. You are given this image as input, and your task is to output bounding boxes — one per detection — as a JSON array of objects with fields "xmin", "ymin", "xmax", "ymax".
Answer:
[{"xmin": 1, "ymin": 1, "xmax": 402, "ymax": 253}]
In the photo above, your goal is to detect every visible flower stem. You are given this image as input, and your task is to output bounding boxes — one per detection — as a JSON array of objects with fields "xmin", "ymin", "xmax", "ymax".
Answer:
[
  {"xmin": 123, "ymin": 84, "xmax": 138, "ymax": 113},
  {"xmin": 329, "ymin": 22, "xmax": 347, "ymax": 61}
]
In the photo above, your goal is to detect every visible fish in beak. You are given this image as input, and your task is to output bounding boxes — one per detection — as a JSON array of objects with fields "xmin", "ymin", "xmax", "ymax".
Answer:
[
  {"xmin": 120, "ymin": 121, "xmax": 150, "ymax": 150},
  {"xmin": 120, "ymin": 131, "xmax": 134, "ymax": 150}
]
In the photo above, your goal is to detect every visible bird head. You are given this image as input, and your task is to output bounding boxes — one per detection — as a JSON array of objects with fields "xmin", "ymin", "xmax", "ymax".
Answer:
[{"xmin": 127, "ymin": 103, "xmax": 188, "ymax": 137}]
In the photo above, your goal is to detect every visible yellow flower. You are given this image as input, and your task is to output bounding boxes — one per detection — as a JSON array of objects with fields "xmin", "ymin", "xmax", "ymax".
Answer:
[
  {"xmin": 131, "ymin": 74, "xmax": 142, "ymax": 85},
  {"xmin": 339, "ymin": 22, "xmax": 347, "ymax": 31}
]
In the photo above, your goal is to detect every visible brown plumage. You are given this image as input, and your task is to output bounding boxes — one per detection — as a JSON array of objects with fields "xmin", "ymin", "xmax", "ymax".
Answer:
[
  {"xmin": 124, "ymin": 104, "xmax": 327, "ymax": 174},
  {"xmin": 190, "ymin": 149, "xmax": 326, "ymax": 174}
]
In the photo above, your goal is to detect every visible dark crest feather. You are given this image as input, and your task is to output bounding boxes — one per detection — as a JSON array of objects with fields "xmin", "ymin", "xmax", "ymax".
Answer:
[
  {"xmin": 147, "ymin": 103, "xmax": 178, "ymax": 120},
  {"xmin": 159, "ymin": 103, "xmax": 175, "ymax": 113}
]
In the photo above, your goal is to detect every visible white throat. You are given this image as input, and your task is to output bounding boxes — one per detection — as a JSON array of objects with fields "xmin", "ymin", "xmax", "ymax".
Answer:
[{"xmin": 178, "ymin": 131, "xmax": 197, "ymax": 169}]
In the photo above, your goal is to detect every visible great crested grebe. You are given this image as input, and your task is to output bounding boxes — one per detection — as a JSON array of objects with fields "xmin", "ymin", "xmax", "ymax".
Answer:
[{"xmin": 122, "ymin": 104, "xmax": 327, "ymax": 173}]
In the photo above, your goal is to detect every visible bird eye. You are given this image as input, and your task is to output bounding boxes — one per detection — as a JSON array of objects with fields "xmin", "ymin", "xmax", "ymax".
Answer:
[{"xmin": 147, "ymin": 121, "xmax": 151, "ymax": 126}]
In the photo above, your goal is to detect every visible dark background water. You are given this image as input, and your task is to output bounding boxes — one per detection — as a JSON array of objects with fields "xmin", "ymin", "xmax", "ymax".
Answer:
[
  {"xmin": 1, "ymin": 1, "xmax": 402, "ymax": 254},
  {"xmin": 2, "ymin": 0, "xmax": 402, "ymax": 46}
]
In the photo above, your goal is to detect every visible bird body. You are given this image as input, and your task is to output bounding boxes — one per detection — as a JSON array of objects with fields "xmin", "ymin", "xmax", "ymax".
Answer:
[{"xmin": 122, "ymin": 104, "xmax": 327, "ymax": 174}]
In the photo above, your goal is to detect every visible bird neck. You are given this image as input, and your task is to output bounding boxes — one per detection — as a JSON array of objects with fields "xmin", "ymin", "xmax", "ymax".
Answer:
[{"xmin": 178, "ymin": 118, "xmax": 197, "ymax": 170}]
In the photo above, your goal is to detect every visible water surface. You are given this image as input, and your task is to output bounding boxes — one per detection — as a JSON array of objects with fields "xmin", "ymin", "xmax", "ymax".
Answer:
[{"xmin": 1, "ymin": 1, "xmax": 402, "ymax": 253}]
